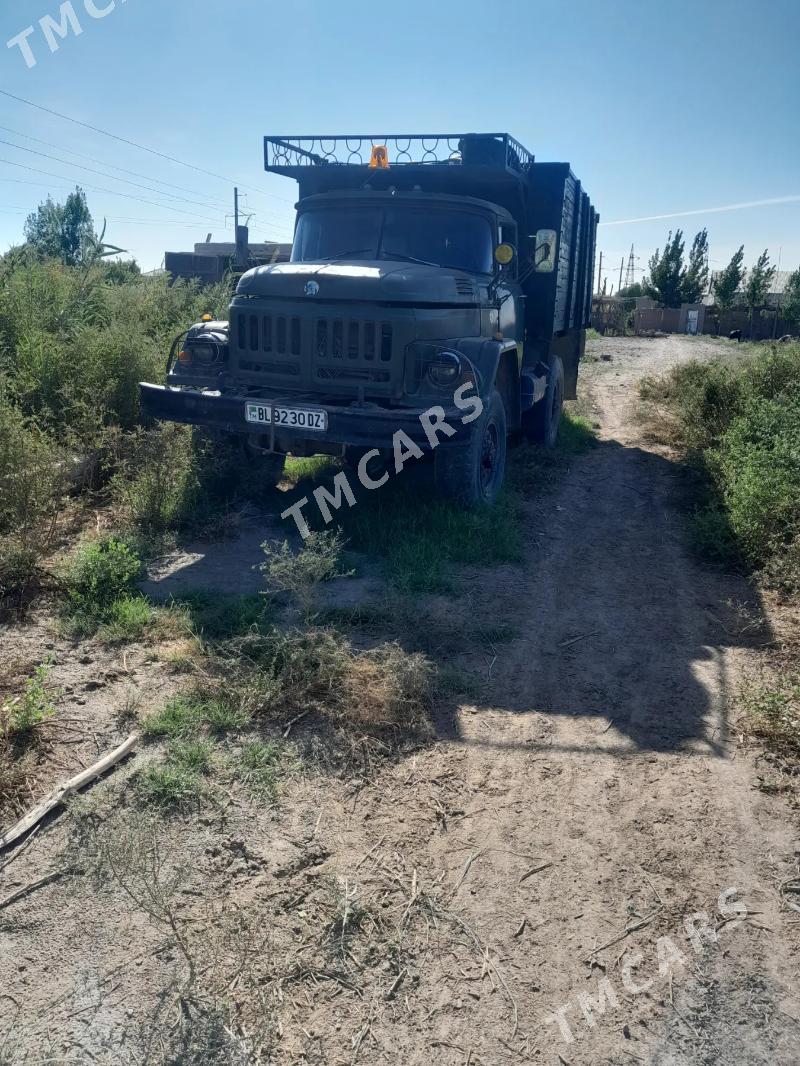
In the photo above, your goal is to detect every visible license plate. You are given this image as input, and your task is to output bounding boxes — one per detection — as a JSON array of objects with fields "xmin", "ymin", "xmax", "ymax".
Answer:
[
  {"xmin": 245, "ymin": 403, "xmax": 327, "ymax": 431},
  {"xmin": 245, "ymin": 403, "xmax": 272, "ymax": 425}
]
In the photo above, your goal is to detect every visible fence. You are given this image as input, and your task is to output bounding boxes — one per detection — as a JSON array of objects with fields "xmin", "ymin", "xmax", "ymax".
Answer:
[
  {"xmin": 591, "ymin": 297, "xmax": 636, "ymax": 335},
  {"xmin": 703, "ymin": 308, "xmax": 794, "ymax": 340}
]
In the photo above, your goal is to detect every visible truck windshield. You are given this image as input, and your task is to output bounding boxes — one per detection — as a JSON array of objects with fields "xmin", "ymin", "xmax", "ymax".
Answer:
[{"xmin": 292, "ymin": 206, "xmax": 494, "ymax": 274}]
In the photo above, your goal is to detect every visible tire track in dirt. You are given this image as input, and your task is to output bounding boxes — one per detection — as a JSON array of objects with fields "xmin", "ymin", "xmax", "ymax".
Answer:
[
  {"xmin": 331, "ymin": 336, "xmax": 799, "ymax": 1065},
  {"xmin": 2, "ymin": 337, "xmax": 798, "ymax": 1065}
]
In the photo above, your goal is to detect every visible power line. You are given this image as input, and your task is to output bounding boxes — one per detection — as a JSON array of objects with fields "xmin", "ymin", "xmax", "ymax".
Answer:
[
  {"xmin": 0, "ymin": 137, "xmax": 233, "ymax": 214},
  {"xmin": 0, "ymin": 184, "xmax": 294, "ymax": 239},
  {"xmin": 0, "ymin": 87, "xmax": 244, "ymax": 185},
  {"xmin": 0, "ymin": 120, "xmax": 297, "ymax": 224},
  {"xmin": 0, "ymin": 87, "xmax": 297, "ymax": 207},
  {"xmin": 0, "ymin": 206, "xmax": 235, "ymax": 230},
  {"xmin": 0, "ymin": 122, "xmax": 232, "ymax": 210},
  {"xmin": 0, "ymin": 158, "xmax": 226, "ymax": 224}
]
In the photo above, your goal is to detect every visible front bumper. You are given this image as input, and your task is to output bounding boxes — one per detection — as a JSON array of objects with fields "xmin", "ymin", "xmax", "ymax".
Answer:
[{"xmin": 139, "ymin": 383, "xmax": 473, "ymax": 452}]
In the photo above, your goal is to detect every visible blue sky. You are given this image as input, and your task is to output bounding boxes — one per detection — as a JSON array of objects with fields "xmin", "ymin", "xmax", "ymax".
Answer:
[{"xmin": 1, "ymin": 0, "xmax": 798, "ymax": 282}]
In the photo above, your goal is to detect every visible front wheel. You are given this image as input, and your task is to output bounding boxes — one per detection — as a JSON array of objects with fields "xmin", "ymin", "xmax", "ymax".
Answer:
[
  {"xmin": 522, "ymin": 355, "xmax": 564, "ymax": 448},
  {"xmin": 434, "ymin": 387, "xmax": 507, "ymax": 507}
]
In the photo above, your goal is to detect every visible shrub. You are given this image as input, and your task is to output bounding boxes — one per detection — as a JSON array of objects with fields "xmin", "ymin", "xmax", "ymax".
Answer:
[
  {"xmin": 743, "ymin": 674, "xmax": 800, "ymax": 763},
  {"xmin": 110, "ymin": 424, "xmax": 199, "ymax": 532},
  {"xmin": 0, "ymin": 540, "xmax": 41, "ymax": 605},
  {"xmin": 0, "ymin": 387, "xmax": 66, "ymax": 552},
  {"xmin": 717, "ymin": 396, "xmax": 800, "ymax": 567},
  {"xmin": 641, "ymin": 343, "xmax": 800, "ymax": 586},
  {"xmin": 62, "ymin": 535, "xmax": 146, "ymax": 637},
  {"xmin": 0, "ymin": 261, "xmax": 238, "ymax": 555},
  {"xmin": 65, "ymin": 536, "xmax": 141, "ymax": 610},
  {"xmin": 97, "ymin": 595, "xmax": 154, "ymax": 644},
  {"xmin": 1, "ymin": 662, "xmax": 58, "ymax": 736},
  {"xmin": 260, "ymin": 531, "xmax": 348, "ymax": 616}
]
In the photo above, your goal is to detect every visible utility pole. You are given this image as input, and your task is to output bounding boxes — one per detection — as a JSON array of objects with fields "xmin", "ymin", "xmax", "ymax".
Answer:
[
  {"xmin": 234, "ymin": 186, "xmax": 249, "ymax": 270},
  {"xmin": 618, "ymin": 257, "xmax": 624, "ymax": 293},
  {"xmin": 596, "ymin": 250, "xmax": 603, "ymax": 295}
]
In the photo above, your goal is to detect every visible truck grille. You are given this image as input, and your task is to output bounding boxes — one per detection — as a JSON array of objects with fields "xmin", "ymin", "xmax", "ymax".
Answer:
[
  {"xmin": 313, "ymin": 320, "xmax": 392, "ymax": 363},
  {"xmin": 233, "ymin": 309, "xmax": 400, "ymax": 396},
  {"xmin": 236, "ymin": 312, "xmax": 302, "ymax": 357}
]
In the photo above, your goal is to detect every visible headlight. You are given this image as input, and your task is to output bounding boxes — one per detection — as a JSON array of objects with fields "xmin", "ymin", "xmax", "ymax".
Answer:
[
  {"xmin": 427, "ymin": 350, "xmax": 462, "ymax": 387},
  {"xmin": 405, "ymin": 341, "xmax": 464, "ymax": 390}
]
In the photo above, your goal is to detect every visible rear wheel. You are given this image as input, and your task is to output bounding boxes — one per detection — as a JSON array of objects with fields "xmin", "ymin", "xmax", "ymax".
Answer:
[
  {"xmin": 523, "ymin": 355, "xmax": 564, "ymax": 448},
  {"xmin": 434, "ymin": 387, "xmax": 507, "ymax": 507}
]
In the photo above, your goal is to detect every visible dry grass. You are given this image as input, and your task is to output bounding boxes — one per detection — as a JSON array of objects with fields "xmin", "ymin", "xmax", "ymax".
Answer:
[
  {"xmin": 63, "ymin": 807, "xmax": 277, "ymax": 1063},
  {"xmin": 222, "ymin": 625, "xmax": 434, "ymax": 737},
  {"xmin": 742, "ymin": 666, "xmax": 800, "ymax": 774}
]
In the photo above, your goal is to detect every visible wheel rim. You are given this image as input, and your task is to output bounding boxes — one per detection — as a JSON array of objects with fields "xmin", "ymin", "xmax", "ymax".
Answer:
[{"xmin": 479, "ymin": 420, "xmax": 500, "ymax": 495}]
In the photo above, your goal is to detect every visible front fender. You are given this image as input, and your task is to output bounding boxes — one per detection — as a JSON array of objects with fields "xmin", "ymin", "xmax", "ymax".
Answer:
[{"xmin": 444, "ymin": 337, "xmax": 520, "ymax": 401}]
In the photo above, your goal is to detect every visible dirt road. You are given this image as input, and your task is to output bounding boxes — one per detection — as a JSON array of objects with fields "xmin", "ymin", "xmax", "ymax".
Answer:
[
  {"xmin": 290, "ymin": 334, "xmax": 797, "ymax": 1065},
  {"xmin": 2, "ymin": 335, "xmax": 798, "ymax": 1064}
]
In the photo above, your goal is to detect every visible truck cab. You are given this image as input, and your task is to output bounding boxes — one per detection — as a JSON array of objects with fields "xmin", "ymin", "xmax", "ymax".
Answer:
[{"xmin": 140, "ymin": 134, "xmax": 597, "ymax": 507}]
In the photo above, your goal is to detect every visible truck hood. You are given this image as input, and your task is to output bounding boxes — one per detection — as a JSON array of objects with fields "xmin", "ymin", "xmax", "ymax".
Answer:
[{"xmin": 236, "ymin": 261, "xmax": 481, "ymax": 305}]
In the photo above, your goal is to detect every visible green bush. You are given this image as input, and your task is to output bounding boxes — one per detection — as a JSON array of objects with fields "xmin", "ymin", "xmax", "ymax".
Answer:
[
  {"xmin": 0, "ymin": 387, "xmax": 66, "ymax": 542},
  {"xmin": 260, "ymin": 531, "xmax": 347, "ymax": 615},
  {"xmin": 97, "ymin": 595, "xmax": 153, "ymax": 644},
  {"xmin": 717, "ymin": 396, "xmax": 800, "ymax": 566},
  {"xmin": 641, "ymin": 342, "xmax": 800, "ymax": 585},
  {"xmin": 0, "ymin": 259, "xmax": 236, "ymax": 543},
  {"xmin": 62, "ymin": 535, "xmax": 146, "ymax": 637},
  {"xmin": 0, "ymin": 259, "xmax": 231, "ymax": 437},
  {"xmin": 111, "ymin": 424, "xmax": 199, "ymax": 532},
  {"xmin": 65, "ymin": 536, "xmax": 141, "ymax": 609},
  {"xmin": 1, "ymin": 662, "xmax": 58, "ymax": 736}
]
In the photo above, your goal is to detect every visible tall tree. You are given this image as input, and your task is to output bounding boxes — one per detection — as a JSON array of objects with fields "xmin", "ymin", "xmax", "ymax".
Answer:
[
  {"xmin": 681, "ymin": 228, "xmax": 709, "ymax": 303},
  {"xmin": 781, "ymin": 267, "xmax": 800, "ymax": 332},
  {"xmin": 743, "ymin": 249, "xmax": 776, "ymax": 335},
  {"xmin": 643, "ymin": 230, "xmax": 685, "ymax": 307},
  {"xmin": 617, "ymin": 282, "xmax": 643, "ymax": 298},
  {"xmin": 714, "ymin": 245, "xmax": 745, "ymax": 317},
  {"xmin": 23, "ymin": 187, "xmax": 97, "ymax": 266}
]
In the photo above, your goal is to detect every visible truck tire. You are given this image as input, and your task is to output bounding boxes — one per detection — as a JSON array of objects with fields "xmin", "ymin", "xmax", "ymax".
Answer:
[
  {"xmin": 523, "ymin": 355, "xmax": 564, "ymax": 448},
  {"xmin": 434, "ymin": 387, "xmax": 507, "ymax": 507}
]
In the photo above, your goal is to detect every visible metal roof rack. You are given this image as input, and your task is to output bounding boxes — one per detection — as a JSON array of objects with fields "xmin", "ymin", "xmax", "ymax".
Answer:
[{"xmin": 264, "ymin": 134, "xmax": 533, "ymax": 178}]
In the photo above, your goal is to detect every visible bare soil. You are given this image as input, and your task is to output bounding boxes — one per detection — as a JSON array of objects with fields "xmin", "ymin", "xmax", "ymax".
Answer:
[{"xmin": 1, "ymin": 335, "xmax": 798, "ymax": 1065}]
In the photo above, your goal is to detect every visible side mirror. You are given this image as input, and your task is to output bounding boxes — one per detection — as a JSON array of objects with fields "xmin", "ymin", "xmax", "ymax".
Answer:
[{"xmin": 533, "ymin": 229, "xmax": 557, "ymax": 273}]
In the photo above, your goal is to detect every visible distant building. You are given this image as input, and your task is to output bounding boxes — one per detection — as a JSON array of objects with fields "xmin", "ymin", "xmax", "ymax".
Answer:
[{"xmin": 165, "ymin": 238, "xmax": 292, "ymax": 285}]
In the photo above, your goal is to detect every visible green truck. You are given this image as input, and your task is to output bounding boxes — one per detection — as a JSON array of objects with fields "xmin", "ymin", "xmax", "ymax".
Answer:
[{"xmin": 140, "ymin": 133, "xmax": 598, "ymax": 507}]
